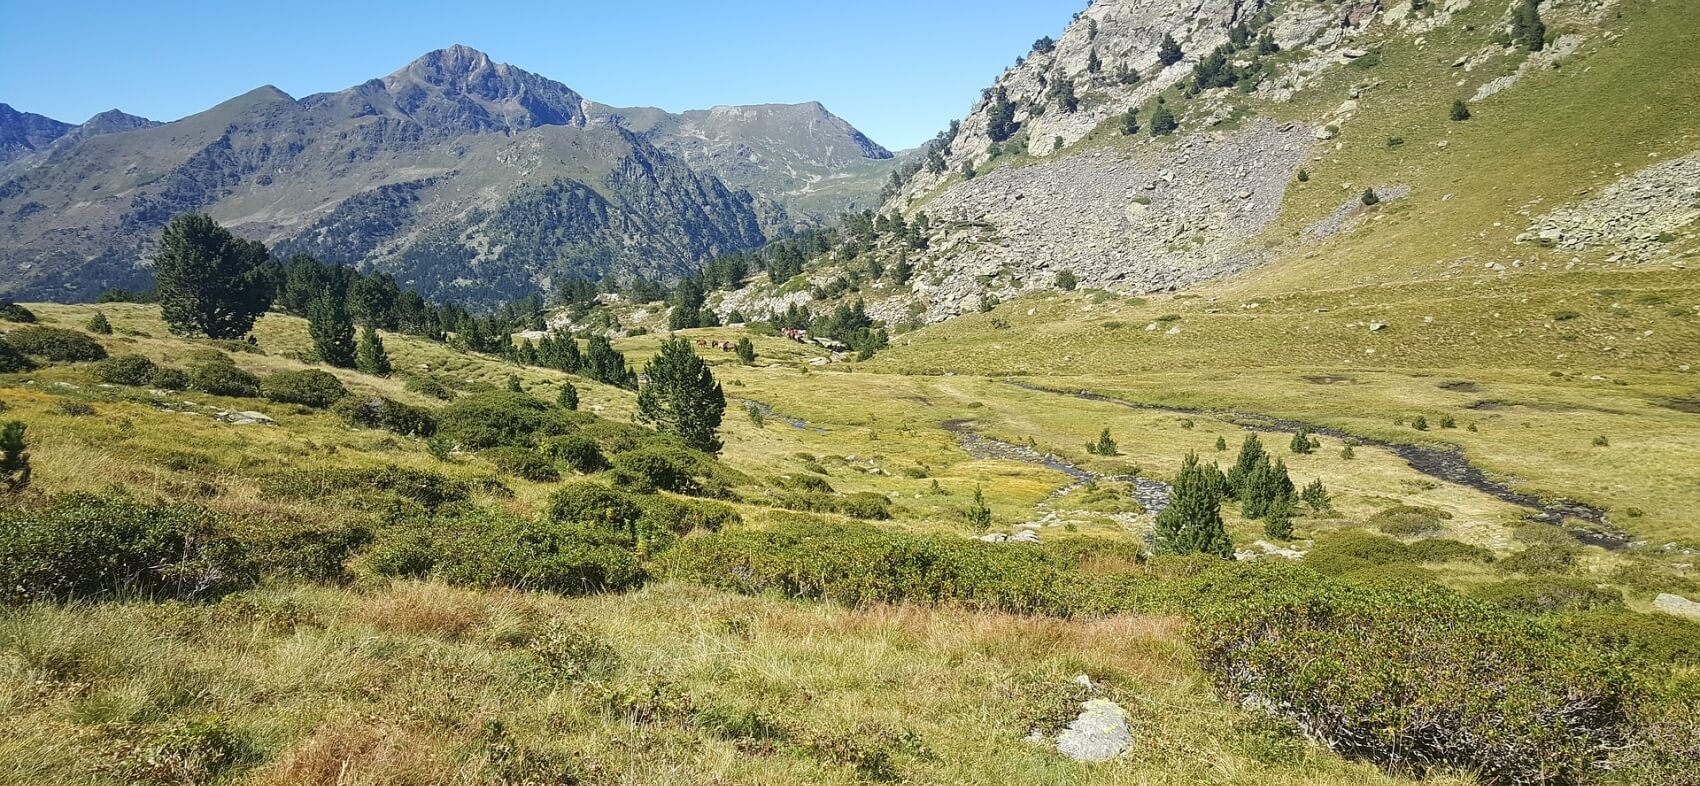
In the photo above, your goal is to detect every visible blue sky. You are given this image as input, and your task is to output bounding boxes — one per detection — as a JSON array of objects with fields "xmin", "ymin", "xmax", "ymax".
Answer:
[{"xmin": 0, "ymin": 0, "xmax": 1086, "ymax": 149}]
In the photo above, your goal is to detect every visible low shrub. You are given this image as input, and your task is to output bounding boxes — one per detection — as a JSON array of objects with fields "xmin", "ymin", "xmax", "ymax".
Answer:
[
  {"xmin": 93, "ymin": 354, "xmax": 157, "ymax": 386},
  {"xmin": 368, "ymin": 509, "xmax": 643, "ymax": 595},
  {"xmin": 0, "ymin": 492, "xmax": 253, "ymax": 602},
  {"xmin": 149, "ymin": 366, "xmax": 190, "ymax": 391},
  {"xmin": 5, "ymin": 326, "xmax": 107, "ymax": 361},
  {"xmin": 544, "ymin": 483, "xmax": 645, "ymax": 541},
  {"xmin": 260, "ymin": 369, "xmax": 348, "ymax": 408},
  {"xmin": 189, "ymin": 362, "xmax": 260, "ymax": 397},
  {"xmin": 1188, "ymin": 568, "xmax": 1643, "ymax": 785},
  {"xmin": 437, "ymin": 391, "xmax": 574, "ymax": 449},
  {"xmin": 1556, "ymin": 610, "xmax": 1700, "ymax": 666},
  {"xmin": 0, "ymin": 302, "xmax": 38, "ymax": 323},
  {"xmin": 1367, "ymin": 504, "xmax": 1452, "ymax": 536},
  {"xmin": 480, "ymin": 446, "xmax": 560, "ymax": 482},
  {"xmin": 403, "ymin": 376, "xmax": 456, "ymax": 401},
  {"xmin": 1500, "ymin": 543, "xmax": 1581, "ymax": 575},
  {"xmin": 609, "ymin": 447, "xmax": 703, "ymax": 495},
  {"xmin": 1403, "ymin": 538, "xmax": 1495, "ymax": 564},
  {"xmin": 1472, "ymin": 576, "xmax": 1625, "ymax": 614},
  {"xmin": 541, "ymin": 434, "xmax": 607, "ymax": 474},
  {"xmin": 0, "ymin": 339, "xmax": 34, "ymax": 372},
  {"xmin": 260, "ymin": 465, "xmax": 470, "ymax": 511},
  {"xmin": 1307, "ymin": 531, "xmax": 1492, "ymax": 570},
  {"xmin": 332, "ymin": 396, "xmax": 436, "ymax": 437}
]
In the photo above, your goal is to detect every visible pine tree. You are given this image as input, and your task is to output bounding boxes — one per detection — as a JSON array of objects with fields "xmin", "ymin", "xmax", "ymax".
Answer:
[
  {"xmin": 1121, "ymin": 107, "xmax": 1140, "ymax": 136},
  {"xmin": 1290, "ymin": 428, "xmax": 1316, "ymax": 454},
  {"xmin": 0, "ymin": 420, "xmax": 29, "ymax": 493},
  {"xmin": 1341, "ymin": 443, "xmax": 1356, "ymax": 460},
  {"xmin": 987, "ymin": 88, "xmax": 1019, "ymax": 143},
  {"xmin": 1510, "ymin": 0, "xmax": 1546, "ymax": 52},
  {"xmin": 1256, "ymin": 30, "xmax": 1280, "ymax": 55},
  {"xmin": 1297, "ymin": 169, "xmax": 1310, "ymax": 182},
  {"xmin": 1117, "ymin": 64, "xmax": 1141, "ymax": 85},
  {"xmin": 1216, "ymin": 435, "xmax": 1228, "ymax": 451},
  {"xmin": 1087, "ymin": 48, "xmax": 1102, "ymax": 74},
  {"xmin": 1241, "ymin": 457, "xmax": 1294, "ymax": 520},
  {"xmin": 1451, "ymin": 99, "xmax": 1472, "ymax": 121},
  {"xmin": 1263, "ymin": 494, "xmax": 1295, "ymax": 540},
  {"xmin": 86, "ymin": 311, "xmax": 113, "ymax": 335},
  {"xmin": 967, "ymin": 485, "xmax": 993, "ymax": 532},
  {"xmin": 1154, "ymin": 453, "xmax": 1233, "ymax": 558},
  {"xmin": 1361, "ymin": 188, "xmax": 1380, "ymax": 206},
  {"xmin": 1226, "ymin": 434, "xmax": 1268, "ymax": 496},
  {"xmin": 1149, "ymin": 103, "xmax": 1179, "ymax": 136},
  {"xmin": 1301, "ymin": 478, "xmax": 1331, "ymax": 512},
  {"xmin": 636, "ymin": 338, "xmax": 726, "ymax": 453},
  {"xmin": 1157, "ymin": 33, "xmax": 1184, "ymax": 66},
  {"xmin": 736, "ymin": 337, "xmax": 756, "ymax": 365},
  {"xmin": 307, "ymin": 292, "xmax": 356, "ymax": 368},
  {"xmin": 506, "ymin": 375, "xmax": 523, "ymax": 393},
  {"xmin": 355, "ymin": 324, "xmax": 391, "ymax": 376},
  {"xmin": 1087, "ymin": 428, "xmax": 1118, "ymax": 456},
  {"xmin": 154, "ymin": 213, "xmax": 273, "ymax": 338},
  {"xmin": 558, "ymin": 382, "xmax": 579, "ymax": 411}
]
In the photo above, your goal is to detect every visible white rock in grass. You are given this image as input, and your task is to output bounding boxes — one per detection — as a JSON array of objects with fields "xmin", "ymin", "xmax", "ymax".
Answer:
[
  {"xmin": 1654, "ymin": 593, "xmax": 1700, "ymax": 620},
  {"xmin": 1055, "ymin": 699, "xmax": 1133, "ymax": 762}
]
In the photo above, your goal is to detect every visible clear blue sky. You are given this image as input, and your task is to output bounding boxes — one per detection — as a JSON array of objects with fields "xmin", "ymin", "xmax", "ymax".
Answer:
[{"xmin": 0, "ymin": 0, "xmax": 1086, "ymax": 149}]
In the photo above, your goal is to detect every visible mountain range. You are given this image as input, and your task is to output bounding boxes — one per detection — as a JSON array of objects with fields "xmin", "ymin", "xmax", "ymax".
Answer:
[{"xmin": 0, "ymin": 45, "xmax": 897, "ymax": 302}]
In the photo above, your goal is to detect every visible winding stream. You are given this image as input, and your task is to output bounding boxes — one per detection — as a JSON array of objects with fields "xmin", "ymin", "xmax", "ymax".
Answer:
[
  {"xmin": 941, "ymin": 419, "xmax": 1171, "ymax": 517},
  {"xmin": 1010, "ymin": 382, "xmax": 1627, "ymax": 549}
]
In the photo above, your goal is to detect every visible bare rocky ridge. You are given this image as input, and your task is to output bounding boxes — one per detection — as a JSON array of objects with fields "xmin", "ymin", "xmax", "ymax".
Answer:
[{"xmin": 1516, "ymin": 153, "xmax": 1700, "ymax": 262}]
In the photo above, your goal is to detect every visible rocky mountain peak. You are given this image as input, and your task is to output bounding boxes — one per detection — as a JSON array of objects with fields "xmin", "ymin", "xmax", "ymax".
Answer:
[{"xmin": 377, "ymin": 45, "xmax": 586, "ymax": 133}]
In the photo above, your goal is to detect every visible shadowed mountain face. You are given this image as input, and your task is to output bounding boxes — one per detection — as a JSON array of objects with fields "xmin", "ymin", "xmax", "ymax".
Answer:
[{"xmin": 0, "ymin": 46, "xmax": 894, "ymax": 303}]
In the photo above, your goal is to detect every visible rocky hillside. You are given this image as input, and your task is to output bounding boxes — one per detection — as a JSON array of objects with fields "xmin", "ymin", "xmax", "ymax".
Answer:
[
  {"xmin": 816, "ymin": 0, "xmax": 1700, "ymax": 325},
  {"xmin": 0, "ymin": 46, "xmax": 895, "ymax": 303}
]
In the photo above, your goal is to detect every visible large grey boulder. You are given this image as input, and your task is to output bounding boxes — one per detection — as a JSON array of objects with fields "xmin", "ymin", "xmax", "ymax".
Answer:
[{"xmin": 1054, "ymin": 699, "xmax": 1133, "ymax": 762}]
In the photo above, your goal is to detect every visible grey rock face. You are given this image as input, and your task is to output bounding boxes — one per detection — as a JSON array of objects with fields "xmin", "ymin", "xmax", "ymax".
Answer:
[
  {"xmin": 1653, "ymin": 593, "xmax": 1700, "ymax": 620},
  {"xmin": 1518, "ymin": 153, "xmax": 1700, "ymax": 262}
]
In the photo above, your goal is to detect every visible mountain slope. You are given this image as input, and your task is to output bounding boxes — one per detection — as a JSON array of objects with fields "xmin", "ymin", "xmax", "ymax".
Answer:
[
  {"xmin": 0, "ymin": 46, "xmax": 893, "ymax": 302},
  {"xmin": 0, "ymin": 103, "xmax": 73, "ymax": 166}
]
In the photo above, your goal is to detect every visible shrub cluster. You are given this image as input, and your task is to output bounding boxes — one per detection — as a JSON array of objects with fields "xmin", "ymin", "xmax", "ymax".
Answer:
[
  {"xmin": 94, "ymin": 354, "xmax": 158, "ymax": 386},
  {"xmin": 368, "ymin": 508, "xmax": 643, "ymax": 595},
  {"xmin": 332, "ymin": 396, "xmax": 436, "ymax": 437},
  {"xmin": 1304, "ymin": 531, "xmax": 1493, "ymax": 575},
  {"xmin": 481, "ymin": 446, "xmax": 561, "ymax": 482},
  {"xmin": 1472, "ymin": 575, "xmax": 1625, "ymax": 614},
  {"xmin": 5, "ymin": 326, "xmax": 108, "ymax": 361},
  {"xmin": 437, "ymin": 391, "xmax": 574, "ymax": 449},
  {"xmin": 260, "ymin": 465, "xmax": 470, "ymax": 510},
  {"xmin": 260, "ymin": 369, "xmax": 348, "ymax": 408},
  {"xmin": 189, "ymin": 357, "xmax": 260, "ymax": 397}
]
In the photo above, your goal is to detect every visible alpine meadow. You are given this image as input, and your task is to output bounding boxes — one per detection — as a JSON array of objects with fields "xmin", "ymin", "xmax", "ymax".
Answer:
[{"xmin": 1, "ymin": 1, "xmax": 1699, "ymax": 785}]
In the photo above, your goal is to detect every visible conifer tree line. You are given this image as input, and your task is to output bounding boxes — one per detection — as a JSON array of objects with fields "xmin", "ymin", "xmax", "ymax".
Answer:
[{"xmin": 1154, "ymin": 433, "xmax": 1332, "ymax": 558}]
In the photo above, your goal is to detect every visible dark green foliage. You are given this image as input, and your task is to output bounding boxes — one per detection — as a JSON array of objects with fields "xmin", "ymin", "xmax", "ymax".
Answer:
[
  {"xmin": 735, "ymin": 336, "xmax": 756, "ymax": 365},
  {"xmin": 1, "ymin": 421, "xmax": 29, "ymax": 493},
  {"xmin": 86, "ymin": 311, "xmax": 113, "ymax": 335},
  {"xmin": 5, "ymin": 326, "xmax": 107, "ymax": 361},
  {"xmin": 1473, "ymin": 576, "xmax": 1625, "ymax": 614},
  {"xmin": 1215, "ymin": 436, "xmax": 1228, "ymax": 451},
  {"xmin": 1501, "ymin": 543, "xmax": 1581, "ymax": 575},
  {"xmin": 637, "ymin": 338, "xmax": 725, "ymax": 453},
  {"xmin": 0, "ymin": 302, "xmax": 38, "ymax": 323},
  {"xmin": 1154, "ymin": 453, "xmax": 1233, "ymax": 558},
  {"xmin": 436, "ymin": 391, "xmax": 573, "ymax": 449},
  {"xmin": 94, "ymin": 354, "xmax": 157, "ymax": 386},
  {"xmin": 0, "ymin": 492, "xmax": 252, "ymax": 602},
  {"xmin": 1300, "ymin": 478, "xmax": 1330, "ymax": 512},
  {"xmin": 481, "ymin": 446, "xmax": 561, "ymax": 482},
  {"xmin": 1048, "ymin": 76, "xmax": 1078, "ymax": 113},
  {"xmin": 1340, "ymin": 443, "xmax": 1356, "ymax": 460},
  {"xmin": 584, "ymin": 335, "xmax": 636, "ymax": 389},
  {"xmin": 542, "ymin": 434, "xmax": 607, "ymax": 474},
  {"xmin": 355, "ymin": 324, "xmax": 391, "ymax": 376},
  {"xmin": 1225, "ymin": 434, "xmax": 1266, "ymax": 496},
  {"xmin": 188, "ymin": 361, "xmax": 260, "ymax": 398},
  {"xmin": 1055, "ymin": 270, "xmax": 1078, "ymax": 291},
  {"xmin": 1289, "ymin": 429, "xmax": 1315, "ymax": 454},
  {"xmin": 1361, "ymin": 188, "xmax": 1381, "ymax": 207},
  {"xmin": 1189, "ymin": 571, "xmax": 1642, "ymax": 785},
  {"xmin": 609, "ymin": 447, "xmax": 704, "ymax": 495},
  {"xmin": 557, "ymin": 381, "xmax": 579, "ymax": 411},
  {"xmin": 967, "ymin": 486, "xmax": 992, "ymax": 532},
  {"xmin": 261, "ymin": 465, "xmax": 469, "ymax": 510},
  {"xmin": 1157, "ymin": 33, "xmax": 1183, "ymax": 66},
  {"xmin": 0, "ymin": 339, "xmax": 33, "ymax": 373},
  {"xmin": 1086, "ymin": 47, "xmax": 1102, "ymax": 74},
  {"xmin": 307, "ymin": 292, "xmax": 356, "ymax": 368},
  {"xmin": 505, "ymin": 374, "xmax": 523, "ymax": 393},
  {"xmin": 369, "ymin": 508, "xmax": 643, "ymax": 595},
  {"xmin": 1308, "ymin": 532, "xmax": 1494, "ymax": 574},
  {"xmin": 1557, "ymin": 610, "xmax": 1700, "ymax": 666},
  {"xmin": 332, "ymin": 396, "xmax": 437, "ymax": 437},
  {"xmin": 149, "ymin": 366, "xmax": 190, "ymax": 391},
  {"xmin": 1149, "ymin": 103, "xmax": 1178, "ymax": 136},
  {"xmin": 405, "ymin": 376, "xmax": 455, "ymax": 401},
  {"xmin": 986, "ymin": 88, "xmax": 1019, "ymax": 143},
  {"xmin": 1085, "ymin": 428, "xmax": 1118, "ymax": 456},
  {"xmin": 154, "ymin": 214, "xmax": 273, "ymax": 338},
  {"xmin": 1510, "ymin": 0, "xmax": 1546, "ymax": 52},
  {"xmin": 1263, "ymin": 494, "xmax": 1294, "ymax": 540},
  {"xmin": 1116, "ymin": 63, "xmax": 1141, "ymax": 85},
  {"xmin": 260, "ymin": 369, "xmax": 348, "ymax": 408},
  {"xmin": 1297, "ymin": 169, "xmax": 1310, "ymax": 183},
  {"xmin": 1451, "ymin": 99, "xmax": 1472, "ymax": 121}
]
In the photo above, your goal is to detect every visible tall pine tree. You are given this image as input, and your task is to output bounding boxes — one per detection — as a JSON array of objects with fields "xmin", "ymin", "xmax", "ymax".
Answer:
[
  {"xmin": 356, "ymin": 324, "xmax": 391, "ymax": 376},
  {"xmin": 308, "ymin": 292, "xmax": 356, "ymax": 368},
  {"xmin": 636, "ymin": 338, "xmax": 726, "ymax": 453},
  {"xmin": 1154, "ymin": 453, "xmax": 1233, "ymax": 558},
  {"xmin": 154, "ymin": 213, "xmax": 273, "ymax": 338}
]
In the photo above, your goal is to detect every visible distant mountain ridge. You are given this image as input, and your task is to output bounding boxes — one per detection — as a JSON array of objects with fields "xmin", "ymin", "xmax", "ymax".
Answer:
[{"xmin": 0, "ymin": 45, "xmax": 895, "ymax": 302}]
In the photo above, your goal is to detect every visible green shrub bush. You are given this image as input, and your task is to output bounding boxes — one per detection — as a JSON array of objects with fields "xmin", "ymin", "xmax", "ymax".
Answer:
[
  {"xmin": 1403, "ymin": 538, "xmax": 1496, "ymax": 564},
  {"xmin": 1472, "ymin": 576, "xmax": 1625, "ymax": 614},
  {"xmin": 260, "ymin": 465, "xmax": 470, "ymax": 510},
  {"xmin": 368, "ymin": 509, "xmax": 643, "ymax": 595},
  {"xmin": 437, "ymin": 391, "xmax": 574, "ymax": 449},
  {"xmin": 0, "ymin": 492, "xmax": 253, "ymax": 602},
  {"xmin": 94, "ymin": 354, "xmax": 157, "ymax": 386},
  {"xmin": 480, "ymin": 446, "xmax": 560, "ymax": 482},
  {"xmin": 1556, "ymin": 610, "xmax": 1700, "ymax": 666},
  {"xmin": 260, "ymin": 369, "xmax": 349, "ymax": 408},
  {"xmin": 404, "ymin": 376, "xmax": 455, "ymax": 401},
  {"xmin": 189, "ymin": 362, "xmax": 260, "ymax": 398},
  {"xmin": 609, "ymin": 447, "xmax": 703, "ymax": 495},
  {"xmin": 332, "ymin": 396, "xmax": 436, "ymax": 437},
  {"xmin": 1188, "ymin": 567, "xmax": 1642, "ymax": 785},
  {"xmin": 149, "ymin": 366, "xmax": 191, "ymax": 391},
  {"xmin": 1367, "ymin": 504, "xmax": 1452, "ymax": 536},
  {"xmin": 0, "ymin": 339, "xmax": 34, "ymax": 373},
  {"xmin": 5, "ymin": 326, "xmax": 107, "ymax": 361},
  {"xmin": 541, "ymin": 434, "xmax": 607, "ymax": 474},
  {"xmin": 1500, "ymin": 543, "xmax": 1581, "ymax": 575},
  {"xmin": 544, "ymin": 483, "xmax": 645, "ymax": 541},
  {"xmin": 0, "ymin": 302, "xmax": 38, "ymax": 323}
]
